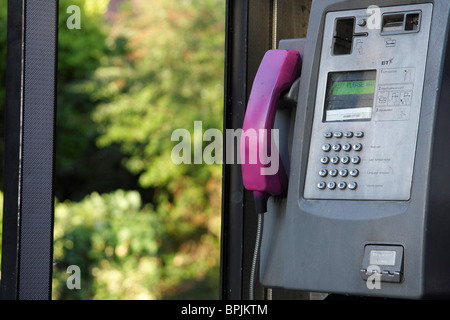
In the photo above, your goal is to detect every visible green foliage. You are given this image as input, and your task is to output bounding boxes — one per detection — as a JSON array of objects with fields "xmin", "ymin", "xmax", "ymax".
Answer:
[
  {"xmin": 56, "ymin": 0, "xmax": 136, "ymax": 200},
  {"xmin": 57, "ymin": 0, "xmax": 108, "ymax": 170},
  {"xmin": 92, "ymin": 0, "xmax": 225, "ymax": 183},
  {"xmin": 52, "ymin": 189, "xmax": 220, "ymax": 300},
  {"xmin": 53, "ymin": 190, "xmax": 163, "ymax": 299},
  {"xmin": 88, "ymin": 0, "xmax": 225, "ymax": 299}
]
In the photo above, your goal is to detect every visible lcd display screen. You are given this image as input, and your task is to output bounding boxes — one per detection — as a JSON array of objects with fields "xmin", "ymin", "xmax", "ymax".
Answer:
[{"xmin": 324, "ymin": 70, "xmax": 377, "ymax": 122}]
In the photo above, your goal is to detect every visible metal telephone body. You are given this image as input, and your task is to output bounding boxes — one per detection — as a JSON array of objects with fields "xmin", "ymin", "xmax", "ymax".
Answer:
[
  {"xmin": 260, "ymin": 0, "xmax": 450, "ymax": 299},
  {"xmin": 304, "ymin": 5, "xmax": 430, "ymax": 201}
]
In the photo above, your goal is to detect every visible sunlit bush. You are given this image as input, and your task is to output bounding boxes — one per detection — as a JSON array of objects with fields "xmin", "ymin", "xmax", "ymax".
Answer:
[{"xmin": 52, "ymin": 188, "xmax": 220, "ymax": 300}]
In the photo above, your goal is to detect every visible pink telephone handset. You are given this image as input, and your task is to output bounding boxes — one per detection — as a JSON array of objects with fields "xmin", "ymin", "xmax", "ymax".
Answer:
[{"xmin": 240, "ymin": 49, "xmax": 302, "ymax": 213}]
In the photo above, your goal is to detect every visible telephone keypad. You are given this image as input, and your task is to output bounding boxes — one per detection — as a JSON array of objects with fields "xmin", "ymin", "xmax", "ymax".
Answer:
[
  {"xmin": 341, "ymin": 156, "xmax": 350, "ymax": 164},
  {"xmin": 329, "ymin": 169, "xmax": 338, "ymax": 177},
  {"xmin": 322, "ymin": 144, "xmax": 332, "ymax": 152},
  {"xmin": 344, "ymin": 132, "xmax": 353, "ymax": 138},
  {"xmin": 317, "ymin": 182, "xmax": 327, "ymax": 190},
  {"xmin": 319, "ymin": 169, "xmax": 328, "ymax": 177},
  {"xmin": 351, "ymin": 156, "xmax": 361, "ymax": 164},
  {"xmin": 338, "ymin": 182, "xmax": 347, "ymax": 190},
  {"xmin": 316, "ymin": 131, "xmax": 364, "ymax": 191},
  {"xmin": 332, "ymin": 144, "xmax": 342, "ymax": 151},
  {"xmin": 321, "ymin": 156, "xmax": 330, "ymax": 164},
  {"xmin": 350, "ymin": 169, "xmax": 359, "ymax": 177},
  {"xmin": 342, "ymin": 143, "xmax": 352, "ymax": 152},
  {"xmin": 339, "ymin": 169, "xmax": 349, "ymax": 177},
  {"xmin": 353, "ymin": 143, "xmax": 363, "ymax": 152},
  {"xmin": 331, "ymin": 156, "xmax": 340, "ymax": 164},
  {"xmin": 348, "ymin": 182, "xmax": 358, "ymax": 190}
]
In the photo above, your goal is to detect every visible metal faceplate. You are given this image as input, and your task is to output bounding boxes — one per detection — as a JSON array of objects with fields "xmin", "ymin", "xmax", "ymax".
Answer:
[{"xmin": 303, "ymin": 4, "xmax": 432, "ymax": 201}]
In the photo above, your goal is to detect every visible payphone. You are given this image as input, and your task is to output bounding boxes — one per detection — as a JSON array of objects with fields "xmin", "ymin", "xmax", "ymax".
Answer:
[{"xmin": 241, "ymin": 0, "xmax": 450, "ymax": 299}]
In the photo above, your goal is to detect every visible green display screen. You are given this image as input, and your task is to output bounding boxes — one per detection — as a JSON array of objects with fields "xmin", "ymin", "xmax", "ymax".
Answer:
[
  {"xmin": 331, "ymin": 80, "xmax": 376, "ymax": 96},
  {"xmin": 324, "ymin": 70, "xmax": 377, "ymax": 122}
]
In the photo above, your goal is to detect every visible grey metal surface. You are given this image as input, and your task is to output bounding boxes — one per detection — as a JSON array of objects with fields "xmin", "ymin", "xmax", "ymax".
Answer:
[
  {"xmin": 260, "ymin": 0, "xmax": 450, "ymax": 299},
  {"xmin": 304, "ymin": 4, "xmax": 432, "ymax": 201}
]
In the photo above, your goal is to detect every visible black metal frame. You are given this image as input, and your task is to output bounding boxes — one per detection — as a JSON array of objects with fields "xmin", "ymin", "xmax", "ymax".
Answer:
[
  {"xmin": 219, "ymin": 0, "xmax": 248, "ymax": 300},
  {"xmin": 1, "ymin": 0, "xmax": 58, "ymax": 300},
  {"xmin": 1, "ymin": 0, "xmax": 24, "ymax": 300},
  {"xmin": 220, "ymin": 0, "xmax": 273, "ymax": 300}
]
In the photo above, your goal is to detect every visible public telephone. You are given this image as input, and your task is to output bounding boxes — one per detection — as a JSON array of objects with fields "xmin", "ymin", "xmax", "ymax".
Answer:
[{"xmin": 241, "ymin": 0, "xmax": 450, "ymax": 299}]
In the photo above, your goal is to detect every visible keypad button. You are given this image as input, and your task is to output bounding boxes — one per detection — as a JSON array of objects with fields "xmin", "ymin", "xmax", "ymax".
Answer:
[
  {"xmin": 341, "ymin": 156, "xmax": 350, "ymax": 165},
  {"xmin": 339, "ymin": 169, "xmax": 349, "ymax": 177},
  {"xmin": 319, "ymin": 169, "xmax": 328, "ymax": 177},
  {"xmin": 342, "ymin": 144, "xmax": 352, "ymax": 152},
  {"xmin": 321, "ymin": 157, "xmax": 330, "ymax": 164},
  {"xmin": 332, "ymin": 144, "xmax": 341, "ymax": 152},
  {"xmin": 322, "ymin": 144, "xmax": 331, "ymax": 152},
  {"xmin": 350, "ymin": 169, "xmax": 359, "ymax": 177},
  {"xmin": 334, "ymin": 132, "xmax": 343, "ymax": 138},
  {"xmin": 351, "ymin": 156, "xmax": 361, "ymax": 164},
  {"xmin": 328, "ymin": 182, "xmax": 337, "ymax": 190},
  {"xmin": 331, "ymin": 156, "xmax": 340, "ymax": 164},
  {"xmin": 329, "ymin": 169, "xmax": 338, "ymax": 177},
  {"xmin": 338, "ymin": 182, "xmax": 347, "ymax": 190},
  {"xmin": 353, "ymin": 143, "xmax": 363, "ymax": 152},
  {"xmin": 324, "ymin": 132, "xmax": 333, "ymax": 139},
  {"xmin": 355, "ymin": 131, "xmax": 364, "ymax": 138},
  {"xmin": 317, "ymin": 182, "xmax": 327, "ymax": 190},
  {"xmin": 348, "ymin": 182, "xmax": 358, "ymax": 190},
  {"xmin": 344, "ymin": 132, "xmax": 354, "ymax": 138}
]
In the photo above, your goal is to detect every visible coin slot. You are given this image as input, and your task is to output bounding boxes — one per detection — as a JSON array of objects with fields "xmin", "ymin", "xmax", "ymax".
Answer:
[{"xmin": 333, "ymin": 17, "xmax": 355, "ymax": 55}]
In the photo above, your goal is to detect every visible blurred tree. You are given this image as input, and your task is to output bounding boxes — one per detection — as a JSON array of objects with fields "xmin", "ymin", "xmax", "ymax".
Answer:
[
  {"xmin": 52, "ymin": 189, "xmax": 221, "ymax": 300},
  {"xmin": 91, "ymin": 0, "xmax": 225, "ymax": 299},
  {"xmin": 53, "ymin": 190, "xmax": 163, "ymax": 300},
  {"xmin": 56, "ymin": 0, "xmax": 140, "ymax": 201}
]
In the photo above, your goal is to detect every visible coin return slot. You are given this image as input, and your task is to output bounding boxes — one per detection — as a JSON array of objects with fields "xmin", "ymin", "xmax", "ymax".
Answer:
[{"xmin": 405, "ymin": 13, "xmax": 420, "ymax": 31}]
